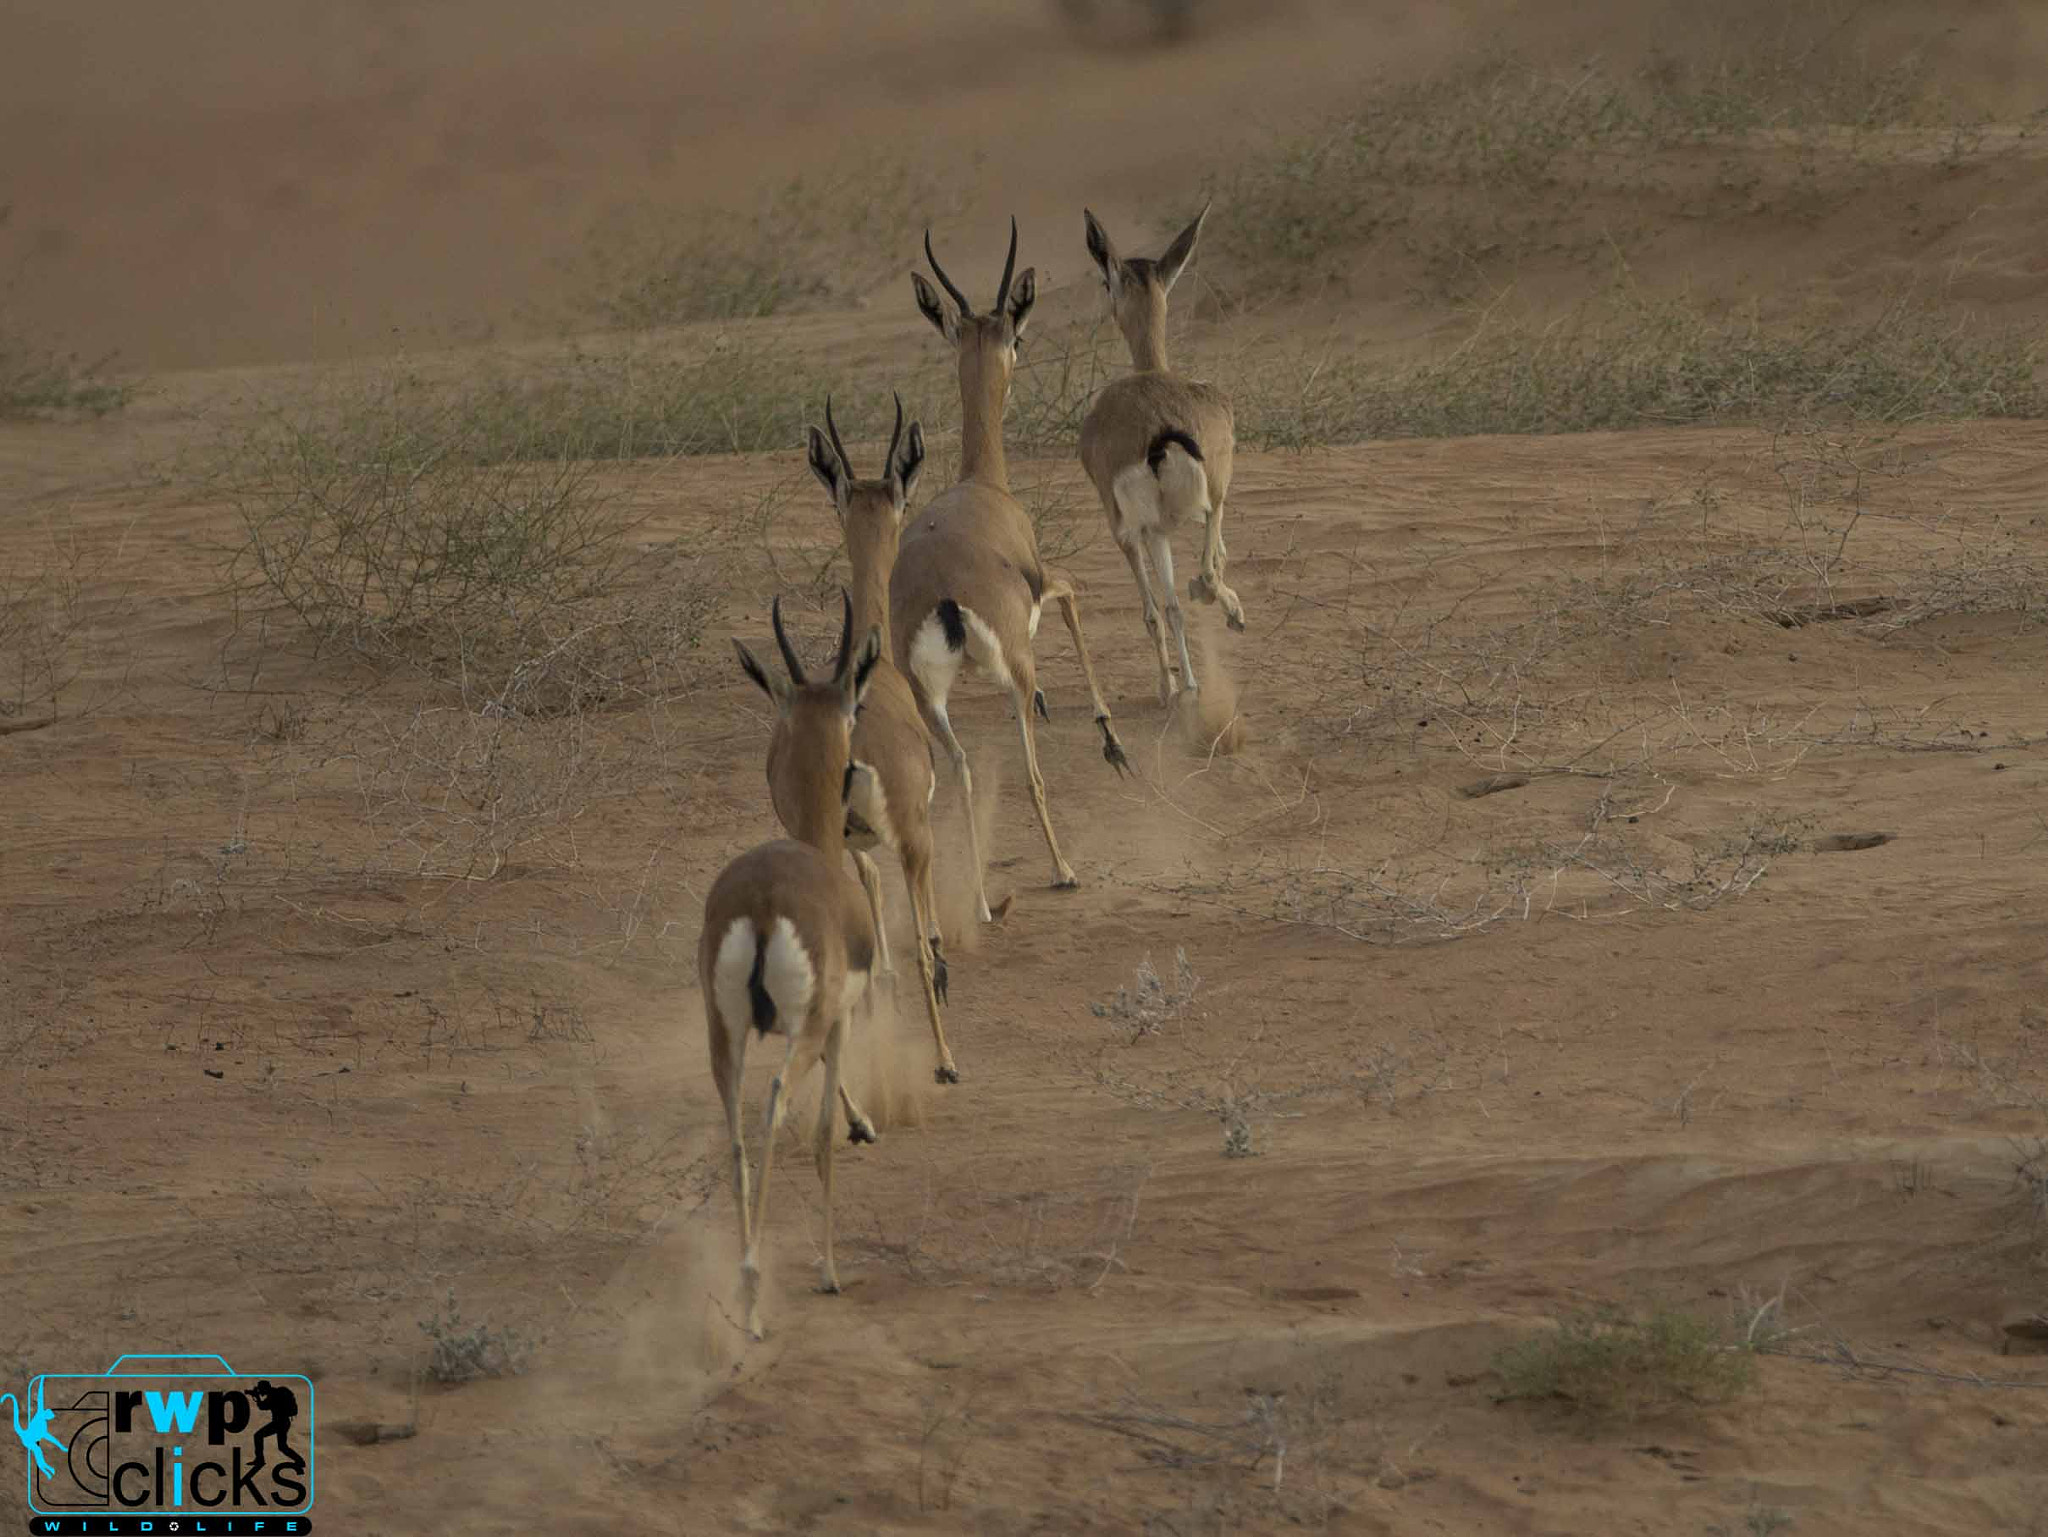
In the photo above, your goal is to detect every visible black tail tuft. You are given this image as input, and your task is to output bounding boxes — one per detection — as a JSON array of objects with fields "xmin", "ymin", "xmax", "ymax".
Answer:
[
  {"xmin": 1146, "ymin": 429, "xmax": 1204, "ymax": 474},
  {"xmin": 936, "ymin": 598, "xmax": 967, "ymax": 651},
  {"xmin": 745, "ymin": 938, "xmax": 775, "ymax": 1036}
]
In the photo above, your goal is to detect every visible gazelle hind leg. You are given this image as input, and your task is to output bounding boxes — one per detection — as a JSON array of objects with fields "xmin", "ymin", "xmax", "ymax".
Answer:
[
  {"xmin": 901, "ymin": 841, "xmax": 959, "ymax": 1082},
  {"xmin": 1145, "ymin": 531, "xmax": 1200, "ymax": 709},
  {"xmin": 1012, "ymin": 682, "xmax": 1078, "ymax": 889},
  {"xmin": 851, "ymin": 851, "xmax": 890, "ymax": 977},
  {"xmin": 1190, "ymin": 503, "xmax": 1246, "ymax": 633},
  {"xmin": 927, "ymin": 699, "xmax": 994, "ymax": 924},
  {"xmin": 1117, "ymin": 536, "xmax": 1177, "ymax": 706},
  {"xmin": 916, "ymin": 849, "xmax": 949, "ymax": 1002},
  {"xmin": 709, "ymin": 1007, "xmax": 752, "ymax": 1266},
  {"xmin": 1040, "ymin": 574, "xmax": 1132, "ymax": 776},
  {"xmin": 739, "ymin": 1029, "xmax": 806, "ymax": 1339},
  {"xmin": 814, "ymin": 1014, "xmax": 851, "ymax": 1294}
]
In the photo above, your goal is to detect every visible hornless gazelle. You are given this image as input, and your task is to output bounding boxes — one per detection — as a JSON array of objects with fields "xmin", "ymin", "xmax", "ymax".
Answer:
[
  {"xmin": 898, "ymin": 219, "xmax": 1130, "ymax": 919},
  {"xmin": 804, "ymin": 393, "xmax": 959, "ymax": 1085},
  {"xmin": 705, "ymin": 592, "xmax": 883, "ymax": 1339},
  {"xmin": 1077, "ymin": 204, "xmax": 1245, "ymax": 711}
]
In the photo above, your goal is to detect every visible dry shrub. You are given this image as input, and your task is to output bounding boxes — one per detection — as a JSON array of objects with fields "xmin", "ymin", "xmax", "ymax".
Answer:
[
  {"xmin": 1236, "ymin": 290, "xmax": 2043, "ymax": 447},
  {"xmin": 1, "ymin": 206, "xmax": 129, "ymax": 420},
  {"xmin": 1200, "ymin": 38, "xmax": 1949, "ymax": 297},
  {"xmin": 1494, "ymin": 1305, "xmax": 1757, "ymax": 1423}
]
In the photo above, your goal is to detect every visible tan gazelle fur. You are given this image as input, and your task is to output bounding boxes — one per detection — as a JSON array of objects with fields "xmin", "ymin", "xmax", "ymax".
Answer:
[
  {"xmin": 1077, "ymin": 204, "xmax": 1245, "ymax": 710},
  {"xmin": 704, "ymin": 592, "xmax": 883, "ymax": 1339},
  {"xmin": 804, "ymin": 393, "xmax": 958, "ymax": 1084},
  {"xmin": 895, "ymin": 219, "xmax": 1131, "ymax": 921}
]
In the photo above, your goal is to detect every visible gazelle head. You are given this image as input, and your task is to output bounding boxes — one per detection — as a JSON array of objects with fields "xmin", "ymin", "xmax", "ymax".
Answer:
[
  {"xmin": 912, "ymin": 219, "xmax": 1037, "ymax": 416},
  {"xmin": 806, "ymin": 392, "xmax": 926, "ymax": 582},
  {"xmin": 1083, "ymin": 203, "xmax": 1208, "ymax": 368},
  {"xmin": 733, "ymin": 591, "xmax": 882, "ymax": 849}
]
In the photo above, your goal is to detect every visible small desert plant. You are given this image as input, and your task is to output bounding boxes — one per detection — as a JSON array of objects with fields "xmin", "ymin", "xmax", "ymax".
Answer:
[
  {"xmin": 1493, "ymin": 1304, "xmax": 1756, "ymax": 1422},
  {"xmin": 418, "ymin": 1288, "xmax": 531, "ymax": 1383},
  {"xmin": 1093, "ymin": 947, "xmax": 1201, "ymax": 1039}
]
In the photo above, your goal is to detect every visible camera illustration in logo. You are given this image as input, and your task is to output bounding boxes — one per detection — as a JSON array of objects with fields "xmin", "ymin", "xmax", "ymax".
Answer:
[{"xmin": 9, "ymin": 1356, "xmax": 313, "ymax": 1519}]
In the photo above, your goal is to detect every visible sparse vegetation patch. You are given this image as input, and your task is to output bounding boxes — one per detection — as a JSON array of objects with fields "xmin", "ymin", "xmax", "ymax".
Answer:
[{"xmin": 1494, "ymin": 1305, "xmax": 1757, "ymax": 1423}]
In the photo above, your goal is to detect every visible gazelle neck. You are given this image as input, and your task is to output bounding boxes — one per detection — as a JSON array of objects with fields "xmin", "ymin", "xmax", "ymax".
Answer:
[
  {"xmin": 1121, "ymin": 292, "xmax": 1171, "ymax": 373},
  {"xmin": 793, "ymin": 790, "xmax": 848, "ymax": 860},
  {"xmin": 846, "ymin": 542, "xmax": 894, "ymax": 659},
  {"xmin": 958, "ymin": 355, "xmax": 1011, "ymax": 489}
]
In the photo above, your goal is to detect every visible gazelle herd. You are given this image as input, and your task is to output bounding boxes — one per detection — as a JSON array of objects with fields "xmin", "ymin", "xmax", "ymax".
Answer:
[{"xmin": 701, "ymin": 210, "xmax": 1241, "ymax": 1337}]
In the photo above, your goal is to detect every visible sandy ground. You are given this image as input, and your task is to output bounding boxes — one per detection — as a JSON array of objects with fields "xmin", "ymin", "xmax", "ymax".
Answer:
[{"xmin": 4, "ymin": 3, "xmax": 2048, "ymax": 1534}]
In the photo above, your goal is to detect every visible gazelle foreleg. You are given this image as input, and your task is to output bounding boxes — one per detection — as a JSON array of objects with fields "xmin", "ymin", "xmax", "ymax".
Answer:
[
  {"xmin": 1116, "ymin": 535, "xmax": 1177, "ymax": 706},
  {"xmin": 1188, "ymin": 500, "xmax": 1246, "ymax": 633},
  {"xmin": 1040, "ymin": 573, "xmax": 1132, "ymax": 775}
]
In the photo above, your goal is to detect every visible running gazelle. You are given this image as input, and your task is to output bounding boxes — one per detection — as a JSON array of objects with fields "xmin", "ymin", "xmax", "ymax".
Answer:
[
  {"xmin": 897, "ymin": 219, "xmax": 1130, "ymax": 919},
  {"xmin": 803, "ymin": 392, "xmax": 959, "ymax": 1084},
  {"xmin": 705, "ymin": 593, "xmax": 882, "ymax": 1339},
  {"xmin": 1077, "ymin": 204, "xmax": 1246, "ymax": 710}
]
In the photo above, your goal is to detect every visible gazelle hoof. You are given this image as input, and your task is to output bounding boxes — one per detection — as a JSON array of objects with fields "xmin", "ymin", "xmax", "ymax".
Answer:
[
  {"xmin": 1033, "ymin": 688, "xmax": 1049, "ymax": 721},
  {"xmin": 1101, "ymin": 728, "xmax": 1132, "ymax": 778},
  {"xmin": 1053, "ymin": 874, "xmax": 1080, "ymax": 891},
  {"xmin": 935, "ymin": 1063, "xmax": 960, "ymax": 1085},
  {"xmin": 818, "ymin": 1277, "xmax": 842, "ymax": 1296},
  {"xmin": 847, "ymin": 1117, "xmax": 878, "ymax": 1145},
  {"xmin": 1225, "ymin": 609, "xmax": 1247, "ymax": 634}
]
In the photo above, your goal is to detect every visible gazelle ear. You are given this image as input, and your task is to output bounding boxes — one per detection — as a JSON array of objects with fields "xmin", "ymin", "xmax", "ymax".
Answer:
[
  {"xmin": 806, "ymin": 426, "xmax": 846, "ymax": 509},
  {"xmin": 732, "ymin": 638, "xmax": 787, "ymax": 707},
  {"xmin": 1156, "ymin": 202, "xmax": 1209, "ymax": 294},
  {"xmin": 844, "ymin": 626, "xmax": 884, "ymax": 715},
  {"xmin": 911, "ymin": 273, "xmax": 959, "ymax": 344},
  {"xmin": 1083, "ymin": 208, "xmax": 1119, "ymax": 278},
  {"xmin": 1006, "ymin": 267, "xmax": 1037, "ymax": 341},
  {"xmin": 892, "ymin": 421, "xmax": 926, "ymax": 508}
]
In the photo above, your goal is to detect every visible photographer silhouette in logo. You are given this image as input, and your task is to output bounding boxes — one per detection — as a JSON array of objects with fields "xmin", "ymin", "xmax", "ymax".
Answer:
[{"xmin": 248, "ymin": 1380, "xmax": 305, "ymax": 1476}]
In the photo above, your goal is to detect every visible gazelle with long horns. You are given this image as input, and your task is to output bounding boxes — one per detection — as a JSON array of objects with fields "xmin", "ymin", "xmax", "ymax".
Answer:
[
  {"xmin": 804, "ymin": 393, "xmax": 959, "ymax": 1084},
  {"xmin": 1077, "ymin": 204, "xmax": 1245, "ymax": 711},
  {"xmin": 705, "ymin": 592, "xmax": 883, "ymax": 1339},
  {"xmin": 896, "ymin": 219, "xmax": 1130, "ymax": 919}
]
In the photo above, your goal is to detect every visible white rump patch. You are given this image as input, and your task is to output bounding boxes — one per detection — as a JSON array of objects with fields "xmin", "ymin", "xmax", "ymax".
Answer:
[
  {"xmin": 1114, "ymin": 442, "xmax": 1210, "ymax": 538},
  {"xmin": 1112, "ymin": 461, "xmax": 1165, "ymax": 534},
  {"xmin": 759, "ymin": 915, "xmax": 816, "ymax": 1036},
  {"xmin": 959, "ymin": 607, "xmax": 1013, "ymax": 690},
  {"xmin": 908, "ymin": 605, "xmax": 1013, "ymax": 697},
  {"xmin": 908, "ymin": 613, "xmax": 966, "ymax": 708},
  {"xmin": 846, "ymin": 760, "xmax": 894, "ymax": 852},
  {"xmin": 710, "ymin": 918, "xmax": 756, "ymax": 1038}
]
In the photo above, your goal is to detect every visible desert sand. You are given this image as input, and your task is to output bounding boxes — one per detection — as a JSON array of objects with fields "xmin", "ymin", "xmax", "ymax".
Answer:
[{"xmin": 2, "ymin": 2, "xmax": 2046, "ymax": 1533}]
